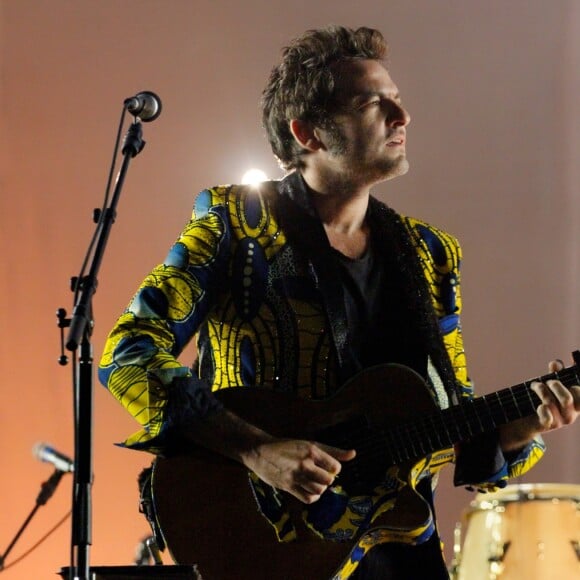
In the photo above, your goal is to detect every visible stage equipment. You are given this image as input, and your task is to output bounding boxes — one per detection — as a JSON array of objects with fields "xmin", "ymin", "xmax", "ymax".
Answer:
[
  {"xmin": 56, "ymin": 91, "xmax": 161, "ymax": 580},
  {"xmin": 449, "ymin": 483, "xmax": 580, "ymax": 579}
]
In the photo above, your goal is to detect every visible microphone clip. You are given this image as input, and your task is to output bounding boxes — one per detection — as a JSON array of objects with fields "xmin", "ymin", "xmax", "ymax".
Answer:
[
  {"xmin": 122, "ymin": 122, "xmax": 146, "ymax": 158},
  {"xmin": 37, "ymin": 469, "xmax": 66, "ymax": 506}
]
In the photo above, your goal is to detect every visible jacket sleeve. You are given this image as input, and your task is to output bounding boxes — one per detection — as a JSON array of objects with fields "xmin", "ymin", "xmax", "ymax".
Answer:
[
  {"xmin": 98, "ymin": 187, "xmax": 231, "ymax": 453},
  {"xmin": 448, "ymin": 236, "xmax": 545, "ymax": 489},
  {"xmin": 406, "ymin": 217, "xmax": 545, "ymax": 490}
]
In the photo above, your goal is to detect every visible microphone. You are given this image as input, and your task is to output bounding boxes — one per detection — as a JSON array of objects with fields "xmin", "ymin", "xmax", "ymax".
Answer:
[
  {"xmin": 124, "ymin": 91, "xmax": 162, "ymax": 122},
  {"xmin": 33, "ymin": 442, "xmax": 74, "ymax": 473}
]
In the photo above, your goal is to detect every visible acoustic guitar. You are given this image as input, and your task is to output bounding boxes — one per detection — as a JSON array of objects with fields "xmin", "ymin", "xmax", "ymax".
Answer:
[{"xmin": 151, "ymin": 354, "xmax": 579, "ymax": 579}]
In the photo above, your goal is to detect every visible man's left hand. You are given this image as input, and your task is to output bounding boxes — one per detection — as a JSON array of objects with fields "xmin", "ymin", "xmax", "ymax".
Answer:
[{"xmin": 499, "ymin": 359, "xmax": 580, "ymax": 452}]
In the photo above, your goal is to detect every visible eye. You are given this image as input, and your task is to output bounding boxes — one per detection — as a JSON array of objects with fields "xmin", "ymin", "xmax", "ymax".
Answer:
[{"xmin": 359, "ymin": 99, "xmax": 381, "ymax": 111}]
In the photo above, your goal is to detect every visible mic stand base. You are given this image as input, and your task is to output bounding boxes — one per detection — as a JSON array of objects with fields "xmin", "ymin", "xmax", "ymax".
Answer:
[{"xmin": 58, "ymin": 565, "xmax": 200, "ymax": 579}]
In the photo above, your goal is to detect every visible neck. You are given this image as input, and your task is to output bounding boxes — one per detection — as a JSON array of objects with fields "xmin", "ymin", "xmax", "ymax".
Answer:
[{"xmin": 300, "ymin": 169, "xmax": 370, "ymax": 233}]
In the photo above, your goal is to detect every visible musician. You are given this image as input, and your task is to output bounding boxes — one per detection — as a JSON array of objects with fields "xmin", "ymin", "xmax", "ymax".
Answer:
[{"xmin": 98, "ymin": 25, "xmax": 580, "ymax": 579}]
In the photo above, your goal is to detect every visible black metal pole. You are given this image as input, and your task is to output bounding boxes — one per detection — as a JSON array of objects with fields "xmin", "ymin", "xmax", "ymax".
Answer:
[{"xmin": 66, "ymin": 121, "xmax": 145, "ymax": 580}]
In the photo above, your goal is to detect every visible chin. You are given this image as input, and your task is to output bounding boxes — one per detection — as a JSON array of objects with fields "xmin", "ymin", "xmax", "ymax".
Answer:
[{"xmin": 381, "ymin": 157, "xmax": 410, "ymax": 182}]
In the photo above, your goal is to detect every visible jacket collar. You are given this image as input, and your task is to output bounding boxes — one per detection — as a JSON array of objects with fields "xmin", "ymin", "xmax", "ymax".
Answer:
[{"xmin": 276, "ymin": 171, "xmax": 319, "ymax": 217}]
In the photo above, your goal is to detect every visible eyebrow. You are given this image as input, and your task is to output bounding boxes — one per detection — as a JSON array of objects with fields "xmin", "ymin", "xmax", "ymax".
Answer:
[{"xmin": 351, "ymin": 90, "xmax": 402, "ymax": 106}]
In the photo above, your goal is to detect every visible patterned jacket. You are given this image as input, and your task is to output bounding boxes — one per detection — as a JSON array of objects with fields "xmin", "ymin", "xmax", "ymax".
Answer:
[{"xmin": 98, "ymin": 171, "xmax": 544, "ymax": 575}]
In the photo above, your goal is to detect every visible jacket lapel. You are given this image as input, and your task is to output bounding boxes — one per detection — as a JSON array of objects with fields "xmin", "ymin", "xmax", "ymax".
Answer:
[{"xmin": 276, "ymin": 173, "xmax": 353, "ymax": 382}]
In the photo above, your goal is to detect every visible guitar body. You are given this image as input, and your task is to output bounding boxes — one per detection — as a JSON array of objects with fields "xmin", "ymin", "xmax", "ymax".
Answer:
[
  {"xmin": 151, "ymin": 364, "xmax": 452, "ymax": 579},
  {"xmin": 149, "ymin": 353, "xmax": 580, "ymax": 578}
]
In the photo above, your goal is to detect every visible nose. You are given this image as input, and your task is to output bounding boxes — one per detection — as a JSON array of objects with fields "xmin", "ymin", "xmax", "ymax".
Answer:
[{"xmin": 387, "ymin": 102, "xmax": 411, "ymax": 128}]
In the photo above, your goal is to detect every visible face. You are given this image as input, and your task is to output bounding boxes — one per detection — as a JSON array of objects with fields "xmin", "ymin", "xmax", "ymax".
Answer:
[{"xmin": 319, "ymin": 59, "xmax": 411, "ymax": 186}]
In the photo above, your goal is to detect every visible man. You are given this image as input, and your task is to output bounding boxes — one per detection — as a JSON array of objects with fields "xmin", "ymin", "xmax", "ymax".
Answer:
[{"xmin": 99, "ymin": 26, "xmax": 579, "ymax": 579}]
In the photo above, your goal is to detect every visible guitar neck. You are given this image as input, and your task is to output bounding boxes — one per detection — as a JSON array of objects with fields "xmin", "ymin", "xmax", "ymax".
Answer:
[{"xmin": 387, "ymin": 359, "xmax": 580, "ymax": 465}]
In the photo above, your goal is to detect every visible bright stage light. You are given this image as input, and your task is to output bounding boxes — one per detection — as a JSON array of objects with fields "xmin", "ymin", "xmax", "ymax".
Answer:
[{"xmin": 241, "ymin": 168, "xmax": 268, "ymax": 185}]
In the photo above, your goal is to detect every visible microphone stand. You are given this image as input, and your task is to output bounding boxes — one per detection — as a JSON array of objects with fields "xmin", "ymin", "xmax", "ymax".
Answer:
[
  {"xmin": 63, "ymin": 121, "xmax": 146, "ymax": 580},
  {"xmin": 0, "ymin": 470, "xmax": 66, "ymax": 571}
]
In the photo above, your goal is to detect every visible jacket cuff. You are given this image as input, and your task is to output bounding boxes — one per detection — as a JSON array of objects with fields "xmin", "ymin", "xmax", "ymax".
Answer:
[
  {"xmin": 165, "ymin": 375, "xmax": 224, "ymax": 430},
  {"xmin": 453, "ymin": 430, "xmax": 508, "ymax": 489}
]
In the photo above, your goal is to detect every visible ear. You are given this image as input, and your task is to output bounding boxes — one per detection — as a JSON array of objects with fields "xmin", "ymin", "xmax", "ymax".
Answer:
[{"xmin": 288, "ymin": 119, "xmax": 323, "ymax": 152}]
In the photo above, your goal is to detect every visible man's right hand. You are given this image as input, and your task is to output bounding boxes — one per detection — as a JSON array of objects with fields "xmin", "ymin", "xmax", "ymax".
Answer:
[
  {"xmin": 181, "ymin": 407, "xmax": 356, "ymax": 504},
  {"xmin": 241, "ymin": 438, "xmax": 356, "ymax": 504}
]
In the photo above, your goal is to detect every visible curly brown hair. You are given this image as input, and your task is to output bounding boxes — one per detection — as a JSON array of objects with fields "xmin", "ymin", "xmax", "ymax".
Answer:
[{"xmin": 261, "ymin": 25, "xmax": 388, "ymax": 171}]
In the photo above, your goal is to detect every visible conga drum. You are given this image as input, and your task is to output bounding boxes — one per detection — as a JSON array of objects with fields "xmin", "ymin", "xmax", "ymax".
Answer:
[{"xmin": 452, "ymin": 483, "xmax": 580, "ymax": 579}]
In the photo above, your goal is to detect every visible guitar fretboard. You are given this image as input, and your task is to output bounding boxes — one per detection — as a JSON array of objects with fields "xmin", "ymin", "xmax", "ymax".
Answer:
[{"xmin": 350, "ymin": 362, "xmax": 579, "ymax": 471}]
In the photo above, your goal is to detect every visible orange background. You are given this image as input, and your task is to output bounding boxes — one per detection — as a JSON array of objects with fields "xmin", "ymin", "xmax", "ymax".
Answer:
[{"xmin": 1, "ymin": 1, "xmax": 579, "ymax": 578}]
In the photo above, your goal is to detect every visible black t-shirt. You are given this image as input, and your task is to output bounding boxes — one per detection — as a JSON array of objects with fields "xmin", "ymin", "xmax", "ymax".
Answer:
[
  {"xmin": 333, "ymin": 244, "xmax": 385, "ymax": 370},
  {"xmin": 333, "ymin": 238, "xmax": 426, "ymax": 379}
]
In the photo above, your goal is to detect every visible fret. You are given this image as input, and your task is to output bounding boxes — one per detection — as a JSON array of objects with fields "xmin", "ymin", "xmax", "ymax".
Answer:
[
  {"xmin": 472, "ymin": 397, "xmax": 496, "ymax": 431},
  {"xmin": 410, "ymin": 423, "xmax": 424, "ymax": 459},
  {"xmin": 494, "ymin": 392, "xmax": 510, "ymax": 423},
  {"xmin": 428, "ymin": 414, "xmax": 444, "ymax": 450},
  {"xmin": 412, "ymin": 422, "xmax": 428, "ymax": 457},
  {"xmin": 455, "ymin": 408, "xmax": 466, "ymax": 439},
  {"xmin": 426, "ymin": 411, "xmax": 450, "ymax": 451},
  {"xmin": 422, "ymin": 424, "xmax": 434, "ymax": 455},
  {"xmin": 522, "ymin": 380, "xmax": 537, "ymax": 411},
  {"xmin": 387, "ymin": 431, "xmax": 404, "ymax": 464},
  {"xmin": 457, "ymin": 403, "xmax": 474, "ymax": 438},
  {"xmin": 381, "ymin": 431, "xmax": 399, "ymax": 465},
  {"xmin": 391, "ymin": 425, "xmax": 410, "ymax": 461},
  {"xmin": 462, "ymin": 400, "xmax": 482, "ymax": 436},
  {"xmin": 467, "ymin": 399, "xmax": 484, "ymax": 434},
  {"xmin": 405, "ymin": 425, "xmax": 419, "ymax": 459},
  {"xmin": 435, "ymin": 407, "xmax": 455, "ymax": 446},
  {"xmin": 503, "ymin": 386, "xmax": 519, "ymax": 419},
  {"xmin": 526, "ymin": 384, "xmax": 534, "ymax": 407}
]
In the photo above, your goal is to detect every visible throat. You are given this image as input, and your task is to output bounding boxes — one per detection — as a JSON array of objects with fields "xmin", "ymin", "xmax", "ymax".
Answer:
[{"xmin": 325, "ymin": 225, "xmax": 370, "ymax": 260}]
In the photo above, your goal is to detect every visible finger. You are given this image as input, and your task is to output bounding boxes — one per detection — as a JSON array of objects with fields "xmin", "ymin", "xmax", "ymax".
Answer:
[
  {"xmin": 571, "ymin": 385, "xmax": 580, "ymax": 410},
  {"xmin": 548, "ymin": 380, "xmax": 579, "ymax": 423},
  {"xmin": 317, "ymin": 443, "xmax": 357, "ymax": 463},
  {"xmin": 295, "ymin": 477, "xmax": 328, "ymax": 497},
  {"xmin": 298, "ymin": 443, "xmax": 356, "ymax": 488},
  {"xmin": 548, "ymin": 359, "xmax": 565, "ymax": 373},
  {"xmin": 537, "ymin": 404, "xmax": 554, "ymax": 430},
  {"xmin": 295, "ymin": 486, "xmax": 322, "ymax": 504},
  {"xmin": 295, "ymin": 461, "xmax": 340, "ymax": 493},
  {"xmin": 531, "ymin": 381, "xmax": 558, "ymax": 406},
  {"xmin": 546, "ymin": 380, "xmax": 574, "ymax": 406},
  {"xmin": 304, "ymin": 447, "xmax": 342, "ymax": 477},
  {"xmin": 531, "ymin": 383, "xmax": 559, "ymax": 430},
  {"xmin": 532, "ymin": 381, "xmax": 577, "ymax": 428},
  {"xmin": 291, "ymin": 467, "xmax": 330, "ymax": 503}
]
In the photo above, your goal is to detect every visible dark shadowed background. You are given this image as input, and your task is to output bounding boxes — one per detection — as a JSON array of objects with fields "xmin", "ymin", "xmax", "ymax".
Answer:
[{"xmin": 1, "ymin": 1, "xmax": 578, "ymax": 578}]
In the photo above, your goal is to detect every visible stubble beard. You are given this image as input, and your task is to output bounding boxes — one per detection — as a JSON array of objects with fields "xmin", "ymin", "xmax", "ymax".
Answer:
[
  {"xmin": 344, "ymin": 151, "xmax": 410, "ymax": 187},
  {"xmin": 325, "ymin": 124, "xmax": 410, "ymax": 186},
  {"xmin": 381, "ymin": 154, "xmax": 409, "ymax": 181}
]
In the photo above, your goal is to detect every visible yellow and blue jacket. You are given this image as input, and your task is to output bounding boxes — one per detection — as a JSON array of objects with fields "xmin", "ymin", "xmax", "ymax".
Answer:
[{"xmin": 98, "ymin": 171, "xmax": 544, "ymax": 574}]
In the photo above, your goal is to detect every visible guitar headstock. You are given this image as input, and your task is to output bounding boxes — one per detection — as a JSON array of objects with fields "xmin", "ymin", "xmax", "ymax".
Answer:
[{"xmin": 572, "ymin": 350, "xmax": 580, "ymax": 368}]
